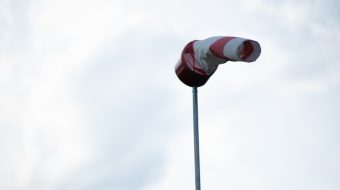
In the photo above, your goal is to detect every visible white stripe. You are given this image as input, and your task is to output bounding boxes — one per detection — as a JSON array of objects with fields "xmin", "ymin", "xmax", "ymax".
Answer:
[
  {"xmin": 194, "ymin": 36, "xmax": 224, "ymax": 51},
  {"xmin": 192, "ymin": 36, "xmax": 224, "ymax": 74},
  {"xmin": 223, "ymin": 37, "xmax": 246, "ymax": 61}
]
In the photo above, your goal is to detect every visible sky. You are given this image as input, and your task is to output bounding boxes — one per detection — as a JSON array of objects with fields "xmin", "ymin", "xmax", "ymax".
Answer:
[{"xmin": 0, "ymin": 0, "xmax": 339, "ymax": 189}]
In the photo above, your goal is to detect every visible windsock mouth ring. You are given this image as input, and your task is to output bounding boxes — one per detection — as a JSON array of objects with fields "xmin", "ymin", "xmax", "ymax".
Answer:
[{"xmin": 240, "ymin": 40, "xmax": 261, "ymax": 62}]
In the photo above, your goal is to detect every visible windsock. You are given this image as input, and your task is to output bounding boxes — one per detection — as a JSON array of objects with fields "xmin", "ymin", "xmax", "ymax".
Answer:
[{"xmin": 175, "ymin": 36, "xmax": 261, "ymax": 87}]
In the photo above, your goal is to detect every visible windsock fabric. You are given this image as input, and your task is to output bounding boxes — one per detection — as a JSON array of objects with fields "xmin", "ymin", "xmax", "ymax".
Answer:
[{"xmin": 175, "ymin": 36, "xmax": 261, "ymax": 87}]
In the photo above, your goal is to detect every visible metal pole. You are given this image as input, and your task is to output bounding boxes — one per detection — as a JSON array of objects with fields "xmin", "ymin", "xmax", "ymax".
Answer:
[{"xmin": 192, "ymin": 87, "xmax": 201, "ymax": 190}]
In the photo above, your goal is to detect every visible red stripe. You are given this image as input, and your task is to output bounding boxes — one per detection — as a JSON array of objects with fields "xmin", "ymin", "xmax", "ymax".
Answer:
[
  {"xmin": 209, "ymin": 37, "xmax": 235, "ymax": 60},
  {"xmin": 181, "ymin": 40, "xmax": 208, "ymax": 75}
]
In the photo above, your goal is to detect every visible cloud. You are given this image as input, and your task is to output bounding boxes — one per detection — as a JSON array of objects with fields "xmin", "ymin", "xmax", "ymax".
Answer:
[
  {"xmin": 0, "ymin": 0, "xmax": 339, "ymax": 190},
  {"xmin": 1, "ymin": 1, "xmax": 183, "ymax": 189}
]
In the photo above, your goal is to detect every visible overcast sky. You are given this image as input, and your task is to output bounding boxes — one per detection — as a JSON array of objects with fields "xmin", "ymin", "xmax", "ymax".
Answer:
[{"xmin": 0, "ymin": 0, "xmax": 339, "ymax": 190}]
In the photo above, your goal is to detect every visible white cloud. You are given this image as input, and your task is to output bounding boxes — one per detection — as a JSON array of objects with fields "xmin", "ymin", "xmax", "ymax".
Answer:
[{"xmin": 0, "ymin": 0, "xmax": 339, "ymax": 190}]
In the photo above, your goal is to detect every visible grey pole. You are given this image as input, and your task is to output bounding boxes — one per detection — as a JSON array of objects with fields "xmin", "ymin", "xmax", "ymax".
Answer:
[{"xmin": 192, "ymin": 87, "xmax": 201, "ymax": 190}]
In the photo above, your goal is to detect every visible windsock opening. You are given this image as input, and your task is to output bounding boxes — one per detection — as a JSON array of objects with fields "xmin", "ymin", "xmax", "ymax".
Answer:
[
  {"xmin": 240, "ymin": 40, "xmax": 261, "ymax": 62},
  {"xmin": 221, "ymin": 38, "xmax": 261, "ymax": 62}
]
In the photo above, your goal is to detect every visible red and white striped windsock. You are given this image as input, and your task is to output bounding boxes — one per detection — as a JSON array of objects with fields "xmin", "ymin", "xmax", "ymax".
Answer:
[{"xmin": 175, "ymin": 36, "xmax": 261, "ymax": 87}]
